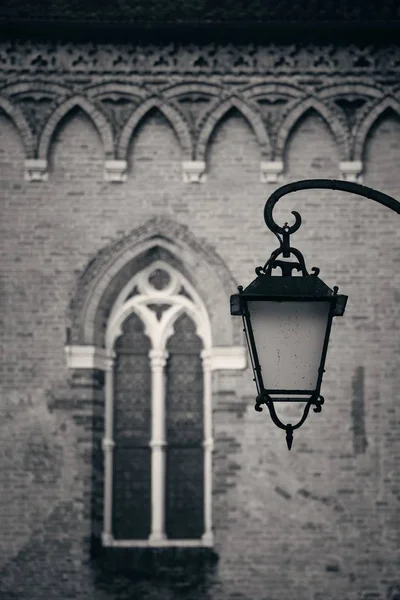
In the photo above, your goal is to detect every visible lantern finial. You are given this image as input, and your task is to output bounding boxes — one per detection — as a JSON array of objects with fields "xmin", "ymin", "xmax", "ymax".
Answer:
[{"xmin": 286, "ymin": 425, "xmax": 293, "ymax": 450}]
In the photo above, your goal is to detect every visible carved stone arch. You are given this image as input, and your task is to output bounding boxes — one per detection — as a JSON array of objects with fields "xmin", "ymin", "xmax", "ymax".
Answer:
[
  {"xmin": 85, "ymin": 82, "xmax": 149, "ymax": 100},
  {"xmin": 242, "ymin": 82, "xmax": 304, "ymax": 101},
  {"xmin": 275, "ymin": 96, "xmax": 350, "ymax": 161},
  {"xmin": 318, "ymin": 83, "xmax": 383, "ymax": 101},
  {"xmin": 353, "ymin": 97, "xmax": 400, "ymax": 162},
  {"xmin": 195, "ymin": 96, "xmax": 271, "ymax": 161},
  {"xmin": 37, "ymin": 95, "xmax": 114, "ymax": 160},
  {"xmin": 68, "ymin": 216, "xmax": 241, "ymax": 348},
  {"xmin": 0, "ymin": 95, "xmax": 35, "ymax": 157},
  {"xmin": 161, "ymin": 81, "xmax": 223, "ymax": 99},
  {"xmin": 117, "ymin": 97, "xmax": 193, "ymax": 160},
  {"xmin": 1, "ymin": 81, "xmax": 70, "ymax": 98}
]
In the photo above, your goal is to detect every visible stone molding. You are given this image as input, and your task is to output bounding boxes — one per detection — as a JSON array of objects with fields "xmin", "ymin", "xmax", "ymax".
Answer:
[
  {"xmin": 202, "ymin": 346, "xmax": 247, "ymax": 371},
  {"xmin": 260, "ymin": 161, "xmax": 284, "ymax": 183},
  {"xmin": 2, "ymin": 42, "xmax": 400, "ymax": 75},
  {"xmin": 340, "ymin": 161, "xmax": 363, "ymax": 183},
  {"xmin": 101, "ymin": 535, "xmax": 213, "ymax": 548},
  {"xmin": 24, "ymin": 159, "xmax": 48, "ymax": 181},
  {"xmin": 64, "ymin": 345, "xmax": 114, "ymax": 371},
  {"xmin": 182, "ymin": 160, "xmax": 206, "ymax": 183},
  {"xmin": 104, "ymin": 159, "xmax": 127, "ymax": 182},
  {"xmin": 65, "ymin": 344, "xmax": 246, "ymax": 371}
]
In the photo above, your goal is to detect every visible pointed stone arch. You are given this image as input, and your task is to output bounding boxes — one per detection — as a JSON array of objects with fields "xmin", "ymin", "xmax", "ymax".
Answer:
[
  {"xmin": 195, "ymin": 96, "xmax": 271, "ymax": 161},
  {"xmin": 275, "ymin": 97, "xmax": 350, "ymax": 161},
  {"xmin": 68, "ymin": 216, "xmax": 241, "ymax": 348},
  {"xmin": 318, "ymin": 83, "xmax": 383, "ymax": 101},
  {"xmin": 2, "ymin": 81, "xmax": 70, "ymax": 98},
  {"xmin": 242, "ymin": 82, "xmax": 304, "ymax": 101},
  {"xmin": 38, "ymin": 95, "xmax": 114, "ymax": 160},
  {"xmin": 0, "ymin": 95, "xmax": 35, "ymax": 157},
  {"xmin": 162, "ymin": 81, "xmax": 222, "ymax": 100},
  {"xmin": 117, "ymin": 98, "xmax": 193, "ymax": 160},
  {"xmin": 353, "ymin": 97, "xmax": 400, "ymax": 162},
  {"xmin": 85, "ymin": 82, "xmax": 148, "ymax": 101}
]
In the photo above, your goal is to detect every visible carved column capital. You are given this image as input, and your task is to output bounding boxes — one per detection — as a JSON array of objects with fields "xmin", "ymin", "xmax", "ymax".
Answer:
[
  {"xmin": 340, "ymin": 161, "xmax": 363, "ymax": 183},
  {"xmin": 25, "ymin": 159, "xmax": 48, "ymax": 182},
  {"xmin": 104, "ymin": 160, "xmax": 127, "ymax": 182},
  {"xmin": 149, "ymin": 349, "xmax": 168, "ymax": 369},
  {"xmin": 102, "ymin": 438, "xmax": 115, "ymax": 452},
  {"xmin": 182, "ymin": 160, "xmax": 206, "ymax": 183},
  {"xmin": 200, "ymin": 349, "xmax": 213, "ymax": 371},
  {"xmin": 260, "ymin": 161, "xmax": 284, "ymax": 183}
]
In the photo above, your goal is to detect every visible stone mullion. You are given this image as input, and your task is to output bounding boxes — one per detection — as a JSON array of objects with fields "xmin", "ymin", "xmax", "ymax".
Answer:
[
  {"xmin": 201, "ymin": 349, "xmax": 214, "ymax": 546},
  {"xmin": 149, "ymin": 349, "xmax": 169, "ymax": 543},
  {"xmin": 101, "ymin": 353, "xmax": 116, "ymax": 546}
]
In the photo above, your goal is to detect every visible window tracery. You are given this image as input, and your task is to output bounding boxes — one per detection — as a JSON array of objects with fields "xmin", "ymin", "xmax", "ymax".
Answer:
[{"xmin": 103, "ymin": 261, "xmax": 213, "ymax": 547}]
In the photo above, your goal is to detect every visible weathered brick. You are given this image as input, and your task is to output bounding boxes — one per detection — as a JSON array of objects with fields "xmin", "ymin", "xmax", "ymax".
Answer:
[{"xmin": 0, "ymin": 43, "xmax": 399, "ymax": 600}]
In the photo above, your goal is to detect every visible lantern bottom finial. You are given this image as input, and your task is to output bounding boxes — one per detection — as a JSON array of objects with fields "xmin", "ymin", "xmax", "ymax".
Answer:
[{"xmin": 286, "ymin": 425, "xmax": 294, "ymax": 450}]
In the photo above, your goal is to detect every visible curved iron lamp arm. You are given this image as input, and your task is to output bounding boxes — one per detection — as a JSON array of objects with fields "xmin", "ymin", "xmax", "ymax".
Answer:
[{"xmin": 264, "ymin": 179, "xmax": 400, "ymax": 236}]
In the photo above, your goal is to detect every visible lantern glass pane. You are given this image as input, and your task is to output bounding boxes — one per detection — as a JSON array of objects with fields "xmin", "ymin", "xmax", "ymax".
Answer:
[{"xmin": 247, "ymin": 300, "xmax": 331, "ymax": 392}]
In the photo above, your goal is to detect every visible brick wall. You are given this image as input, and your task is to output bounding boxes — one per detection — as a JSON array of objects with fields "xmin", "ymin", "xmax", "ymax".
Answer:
[{"xmin": 0, "ymin": 46, "xmax": 399, "ymax": 600}]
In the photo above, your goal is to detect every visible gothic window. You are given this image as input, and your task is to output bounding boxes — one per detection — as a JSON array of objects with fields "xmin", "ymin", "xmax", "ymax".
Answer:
[
  {"xmin": 102, "ymin": 261, "xmax": 213, "ymax": 547},
  {"xmin": 165, "ymin": 313, "xmax": 204, "ymax": 540},
  {"xmin": 113, "ymin": 313, "xmax": 152, "ymax": 540}
]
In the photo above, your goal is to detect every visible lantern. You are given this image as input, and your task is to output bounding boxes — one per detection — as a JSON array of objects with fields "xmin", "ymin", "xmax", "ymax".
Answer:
[
  {"xmin": 231, "ymin": 178, "xmax": 400, "ymax": 449},
  {"xmin": 231, "ymin": 258, "xmax": 347, "ymax": 449}
]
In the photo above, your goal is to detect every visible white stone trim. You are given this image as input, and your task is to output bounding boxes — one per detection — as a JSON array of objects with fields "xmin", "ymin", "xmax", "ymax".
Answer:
[
  {"xmin": 101, "ymin": 532, "xmax": 114, "ymax": 546},
  {"xmin": 102, "ymin": 438, "xmax": 115, "ymax": 451},
  {"xmin": 149, "ymin": 349, "xmax": 168, "ymax": 543},
  {"xmin": 24, "ymin": 159, "xmax": 48, "ymax": 181},
  {"xmin": 64, "ymin": 345, "xmax": 115, "ymax": 371},
  {"xmin": 102, "ymin": 536, "xmax": 213, "ymax": 548},
  {"xmin": 208, "ymin": 346, "xmax": 247, "ymax": 370},
  {"xmin": 65, "ymin": 344, "xmax": 247, "ymax": 372},
  {"xmin": 102, "ymin": 353, "xmax": 116, "ymax": 543},
  {"xmin": 260, "ymin": 160, "xmax": 284, "ymax": 183},
  {"xmin": 201, "ymin": 351, "xmax": 214, "ymax": 546},
  {"xmin": 104, "ymin": 159, "xmax": 127, "ymax": 182},
  {"xmin": 106, "ymin": 261, "xmax": 212, "ymax": 351},
  {"xmin": 340, "ymin": 160, "xmax": 363, "ymax": 183},
  {"xmin": 182, "ymin": 160, "xmax": 206, "ymax": 183}
]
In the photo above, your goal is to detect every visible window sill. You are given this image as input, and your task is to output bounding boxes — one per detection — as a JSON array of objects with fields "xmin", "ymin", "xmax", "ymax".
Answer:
[{"xmin": 102, "ymin": 534, "xmax": 214, "ymax": 548}]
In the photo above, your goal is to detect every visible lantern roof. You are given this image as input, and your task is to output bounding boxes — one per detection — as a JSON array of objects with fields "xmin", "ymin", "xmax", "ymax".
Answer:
[{"xmin": 240, "ymin": 273, "xmax": 337, "ymax": 300}]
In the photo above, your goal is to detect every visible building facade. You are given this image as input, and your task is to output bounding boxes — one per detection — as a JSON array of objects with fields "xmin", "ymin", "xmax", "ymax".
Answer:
[{"xmin": 0, "ymin": 9, "xmax": 400, "ymax": 600}]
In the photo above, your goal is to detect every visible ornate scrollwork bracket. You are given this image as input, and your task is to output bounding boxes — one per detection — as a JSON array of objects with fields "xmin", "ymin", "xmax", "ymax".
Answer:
[
  {"xmin": 263, "ymin": 178, "xmax": 400, "ymax": 250},
  {"xmin": 255, "ymin": 393, "xmax": 325, "ymax": 450}
]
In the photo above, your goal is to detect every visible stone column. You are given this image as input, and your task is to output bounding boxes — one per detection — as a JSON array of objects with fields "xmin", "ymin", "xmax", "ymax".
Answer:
[
  {"xmin": 148, "ymin": 349, "xmax": 168, "ymax": 543},
  {"xmin": 201, "ymin": 349, "xmax": 214, "ymax": 546},
  {"xmin": 101, "ymin": 352, "xmax": 116, "ymax": 546}
]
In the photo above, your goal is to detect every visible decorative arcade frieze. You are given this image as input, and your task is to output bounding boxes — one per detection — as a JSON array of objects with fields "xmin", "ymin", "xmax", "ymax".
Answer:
[{"xmin": 0, "ymin": 42, "xmax": 399, "ymax": 183}]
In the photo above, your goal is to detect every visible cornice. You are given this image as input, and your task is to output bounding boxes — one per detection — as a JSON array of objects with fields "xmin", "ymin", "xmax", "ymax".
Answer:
[{"xmin": 1, "ymin": 42, "xmax": 400, "ymax": 77}]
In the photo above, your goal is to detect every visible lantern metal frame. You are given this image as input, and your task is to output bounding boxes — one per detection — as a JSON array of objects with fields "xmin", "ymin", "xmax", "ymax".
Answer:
[{"xmin": 231, "ymin": 179, "xmax": 400, "ymax": 449}]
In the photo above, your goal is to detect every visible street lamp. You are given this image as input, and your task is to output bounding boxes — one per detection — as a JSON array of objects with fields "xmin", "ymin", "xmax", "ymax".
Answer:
[{"xmin": 231, "ymin": 179, "xmax": 400, "ymax": 450}]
